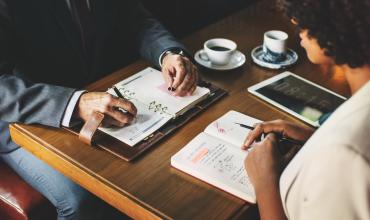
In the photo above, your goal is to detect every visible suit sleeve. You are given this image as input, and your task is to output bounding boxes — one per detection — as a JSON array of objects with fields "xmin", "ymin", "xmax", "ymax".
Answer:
[
  {"xmin": 129, "ymin": 2, "xmax": 188, "ymax": 67},
  {"xmin": 0, "ymin": 1, "xmax": 76, "ymax": 128}
]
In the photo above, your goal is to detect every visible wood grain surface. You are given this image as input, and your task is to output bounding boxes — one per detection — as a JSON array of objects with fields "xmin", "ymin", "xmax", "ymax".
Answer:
[{"xmin": 9, "ymin": 0, "xmax": 350, "ymax": 219}]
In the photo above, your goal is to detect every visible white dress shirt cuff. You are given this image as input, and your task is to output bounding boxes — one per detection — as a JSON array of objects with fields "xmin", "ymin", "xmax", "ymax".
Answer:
[
  {"xmin": 61, "ymin": 90, "xmax": 86, "ymax": 127},
  {"xmin": 158, "ymin": 50, "xmax": 168, "ymax": 68},
  {"xmin": 158, "ymin": 48, "xmax": 186, "ymax": 68}
]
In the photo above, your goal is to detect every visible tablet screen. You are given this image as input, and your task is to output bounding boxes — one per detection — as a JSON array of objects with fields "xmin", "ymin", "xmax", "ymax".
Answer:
[{"xmin": 253, "ymin": 74, "xmax": 346, "ymax": 125}]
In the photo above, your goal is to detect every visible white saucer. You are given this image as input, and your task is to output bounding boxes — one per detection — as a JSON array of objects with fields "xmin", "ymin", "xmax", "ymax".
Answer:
[
  {"xmin": 194, "ymin": 49, "xmax": 246, "ymax": 71},
  {"xmin": 251, "ymin": 45, "xmax": 298, "ymax": 69}
]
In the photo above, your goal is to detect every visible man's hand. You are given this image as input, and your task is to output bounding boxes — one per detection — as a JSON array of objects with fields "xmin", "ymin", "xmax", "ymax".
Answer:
[
  {"xmin": 244, "ymin": 133, "xmax": 282, "ymax": 195},
  {"xmin": 243, "ymin": 120, "xmax": 315, "ymax": 149},
  {"xmin": 74, "ymin": 92, "xmax": 137, "ymax": 127},
  {"xmin": 161, "ymin": 54, "xmax": 199, "ymax": 97}
]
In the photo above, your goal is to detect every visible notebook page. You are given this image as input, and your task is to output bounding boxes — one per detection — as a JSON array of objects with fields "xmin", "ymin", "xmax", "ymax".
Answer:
[
  {"xmin": 171, "ymin": 132, "xmax": 256, "ymax": 203},
  {"xmin": 99, "ymin": 98, "xmax": 172, "ymax": 146},
  {"xmin": 204, "ymin": 111, "xmax": 262, "ymax": 147},
  {"xmin": 114, "ymin": 67, "xmax": 210, "ymax": 117}
]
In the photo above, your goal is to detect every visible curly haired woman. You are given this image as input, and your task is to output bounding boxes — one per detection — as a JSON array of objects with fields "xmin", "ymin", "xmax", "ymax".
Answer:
[{"xmin": 243, "ymin": 0, "xmax": 370, "ymax": 219}]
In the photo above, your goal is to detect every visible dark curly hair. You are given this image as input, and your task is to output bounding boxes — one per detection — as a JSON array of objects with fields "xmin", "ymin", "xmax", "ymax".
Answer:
[{"xmin": 279, "ymin": 0, "xmax": 370, "ymax": 68}]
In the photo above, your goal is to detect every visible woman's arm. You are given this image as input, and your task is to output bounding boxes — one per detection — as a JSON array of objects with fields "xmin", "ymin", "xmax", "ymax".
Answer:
[
  {"xmin": 244, "ymin": 133, "xmax": 287, "ymax": 220},
  {"xmin": 256, "ymin": 180, "xmax": 287, "ymax": 220}
]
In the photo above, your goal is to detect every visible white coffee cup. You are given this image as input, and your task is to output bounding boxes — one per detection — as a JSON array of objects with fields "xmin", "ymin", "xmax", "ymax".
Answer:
[
  {"xmin": 200, "ymin": 38, "xmax": 237, "ymax": 66},
  {"xmin": 262, "ymin": 30, "xmax": 288, "ymax": 63}
]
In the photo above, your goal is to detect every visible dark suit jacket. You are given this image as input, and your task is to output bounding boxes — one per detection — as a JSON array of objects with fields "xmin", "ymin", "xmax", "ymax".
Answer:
[{"xmin": 0, "ymin": 0, "xmax": 185, "ymax": 153}]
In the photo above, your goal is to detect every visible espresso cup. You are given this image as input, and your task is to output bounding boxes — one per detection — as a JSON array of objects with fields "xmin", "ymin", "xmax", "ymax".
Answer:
[
  {"xmin": 262, "ymin": 30, "xmax": 288, "ymax": 63},
  {"xmin": 200, "ymin": 38, "xmax": 237, "ymax": 66}
]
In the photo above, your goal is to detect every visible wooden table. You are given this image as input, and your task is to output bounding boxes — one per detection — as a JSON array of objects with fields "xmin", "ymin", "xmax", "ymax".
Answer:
[{"xmin": 9, "ymin": 0, "xmax": 350, "ymax": 219}]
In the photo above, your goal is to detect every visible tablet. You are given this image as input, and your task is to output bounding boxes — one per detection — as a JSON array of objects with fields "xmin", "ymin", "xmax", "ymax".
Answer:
[{"xmin": 248, "ymin": 72, "xmax": 347, "ymax": 127}]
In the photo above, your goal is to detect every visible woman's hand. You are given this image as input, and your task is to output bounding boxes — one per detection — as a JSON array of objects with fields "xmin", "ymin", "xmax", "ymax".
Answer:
[
  {"xmin": 243, "ymin": 119, "xmax": 315, "ymax": 149},
  {"xmin": 245, "ymin": 133, "xmax": 282, "ymax": 193},
  {"xmin": 244, "ymin": 133, "xmax": 288, "ymax": 220}
]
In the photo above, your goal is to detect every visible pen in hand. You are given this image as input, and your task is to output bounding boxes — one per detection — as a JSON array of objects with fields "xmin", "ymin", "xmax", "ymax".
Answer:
[
  {"xmin": 234, "ymin": 122, "xmax": 305, "ymax": 146},
  {"xmin": 167, "ymin": 74, "xmax": 176, "ymax": 92},
  {"xmin": 112, "ymin": 86, "xmax": 137, "ymax": 121},
  {"xmin": 113, "ymin": 86, "xmax": 125, "ymax": 99}
]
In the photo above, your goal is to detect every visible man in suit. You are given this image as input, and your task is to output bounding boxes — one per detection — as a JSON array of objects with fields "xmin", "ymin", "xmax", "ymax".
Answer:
[{"xmin": 0, "ymin": 0, "xmax": 198, "ymax": 219}]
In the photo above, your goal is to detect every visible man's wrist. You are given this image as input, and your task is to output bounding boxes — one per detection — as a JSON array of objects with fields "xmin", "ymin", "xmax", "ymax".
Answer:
[
  {"xmin": 61, "ymin": 90, "xmax": 86, "ymax": 127},
  {"xmin": 159, "ymin": 48, "xmax": 187, "ymax": 67}
]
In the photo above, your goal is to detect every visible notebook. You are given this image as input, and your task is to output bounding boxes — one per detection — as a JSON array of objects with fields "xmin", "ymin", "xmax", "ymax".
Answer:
[
  {"xmin": 171, "ymin": 110, "xmax": 262, "ymax": 203},
  {"xmin": 99, "ymin": 67, "xmax": 211, "ymax": 146}
]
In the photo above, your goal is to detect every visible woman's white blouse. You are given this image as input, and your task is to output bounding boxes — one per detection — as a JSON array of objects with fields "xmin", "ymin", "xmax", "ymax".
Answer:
[{"xmin": 280, "ymin": 81, "xmax": 370, "ymax": 220}]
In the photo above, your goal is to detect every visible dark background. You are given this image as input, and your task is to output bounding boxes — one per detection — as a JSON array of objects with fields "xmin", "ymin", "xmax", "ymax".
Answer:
[{"xmin": 141, "ymin": 0, "xmax": 257, "ymax": 37}]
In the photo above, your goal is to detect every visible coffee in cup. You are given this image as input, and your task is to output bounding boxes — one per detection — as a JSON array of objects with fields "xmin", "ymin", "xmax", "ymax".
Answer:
[
  {"xmin": 262, "ymin": 30, "xmax": 288, "ymax": 63},
  {"xmin": 200, "ymin": 38, "xmax": 237, "ymax": 66}
]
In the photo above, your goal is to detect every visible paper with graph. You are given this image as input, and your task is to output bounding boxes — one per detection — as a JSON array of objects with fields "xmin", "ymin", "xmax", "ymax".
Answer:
[
  {"xmin": 99, "ymin": 98, "xmax": 172, "ymax": 146},
  {"xmin": 171, "ymin": 111, "xmax": 262, "ymax": 203},
  {"xmin": 99, "ymin": 67, "xmax": 210, "ymax": 146},
  {"xmin": 111, "ymin": 67, "xmax": 210, "ymax": 117}
]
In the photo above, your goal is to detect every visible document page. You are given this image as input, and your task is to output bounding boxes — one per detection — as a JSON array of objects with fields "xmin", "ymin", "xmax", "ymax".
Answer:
[
  {"xmin": 114, "ymin": 67, "xmax": 210, "ymax": 117},
  {"xmin": 99, "ymin": 98, "xmax": 172, "ymax": 146},
  {"xmin": 171, "ymin": 132, "xmax": 256, "ymax": 203},
  {"xmin": 204, "ymin": 111, "xmax": 262, "ymax": 147}
]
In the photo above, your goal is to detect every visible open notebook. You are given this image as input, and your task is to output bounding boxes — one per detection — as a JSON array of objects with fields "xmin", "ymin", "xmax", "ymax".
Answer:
[
  {"xmin": 99, "ymin": 67, "xmax": 210, "ymax": 146},
  {"xmin": 171, "ymin": 110, "xmax": 262, "ymax": 203}
]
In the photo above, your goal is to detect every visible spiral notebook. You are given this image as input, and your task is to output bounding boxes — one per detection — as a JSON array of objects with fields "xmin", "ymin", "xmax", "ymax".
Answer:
[{"xmin": 99, "ymin": 67, "xmax": 211, "ymax": 146}]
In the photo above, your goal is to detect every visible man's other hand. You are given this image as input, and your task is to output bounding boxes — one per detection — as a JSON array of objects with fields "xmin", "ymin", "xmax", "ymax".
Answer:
[
  {"xmin": 74, "ymin": 92, "xmax": 137, "ymax": 127},
  {"xmin": 161, "ymin": 54, "xmax": 199, "ymax": 97}
]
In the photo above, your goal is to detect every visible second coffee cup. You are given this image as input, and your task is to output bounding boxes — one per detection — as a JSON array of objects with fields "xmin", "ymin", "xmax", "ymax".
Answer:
[{"xmin": 262, "ymin": 30, "xmax": 288, "ymax": 63}]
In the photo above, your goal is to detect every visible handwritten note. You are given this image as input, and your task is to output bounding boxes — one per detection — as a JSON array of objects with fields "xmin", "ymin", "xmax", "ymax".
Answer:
[
  {"xmin": 99, "ymin": 99, "xmax": 172, "ymax": 146},
  {"xmin": 172, "ymin": 132, "xmax": 256, "ymax": 202},
  {"xmin": 115, "ymin": 67, "xmax": 210, "ymax": 117},
  {"xmin": 171, "ymin": 111, "xmax": 263, "ymax": 202},
  {"xmin": 213, "ymin": 121, "xmax": 235, "ymax": 134},
  {"xmin": 187, "ymin": 140, "xmax": 251, "ymax": 189},
  {"xmin": 205, "ymin": 111, "xmax": 262, "ymax": 147}
]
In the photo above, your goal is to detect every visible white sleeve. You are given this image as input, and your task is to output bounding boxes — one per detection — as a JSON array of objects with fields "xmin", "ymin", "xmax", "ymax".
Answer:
[
  {"xmin": 297, "ymin": 145, "xmax": 370, "ymax": 220},
  {"xmin": 61, "ymin": 90, "xmax": 85, "ymax": 127}
]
